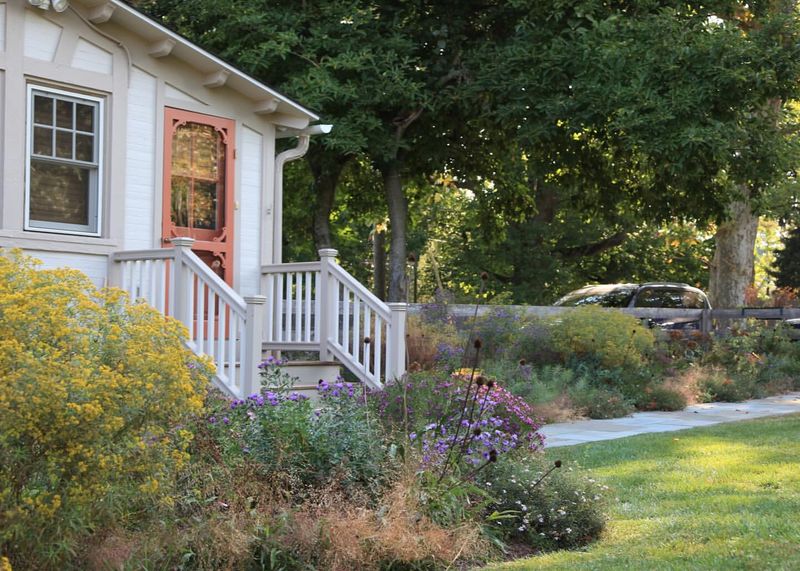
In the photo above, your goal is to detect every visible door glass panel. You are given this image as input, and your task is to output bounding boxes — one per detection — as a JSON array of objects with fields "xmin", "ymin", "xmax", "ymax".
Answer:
[
  {"xmin": 170, "ymin": 175, "xmax": 191, "ymax": 228},
  {"xmin": 192, "ymin": 180, "xmax": 217, "ymax": 230},
  {"xmin": 170, "ymin": 121, "xmax": 225, "ymax": 231}
]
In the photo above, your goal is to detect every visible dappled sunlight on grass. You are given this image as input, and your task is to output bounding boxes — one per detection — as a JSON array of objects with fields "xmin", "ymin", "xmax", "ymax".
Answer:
[{"xmin": 485, "ymin": 414, "xmax": 800, "ymax": 570}]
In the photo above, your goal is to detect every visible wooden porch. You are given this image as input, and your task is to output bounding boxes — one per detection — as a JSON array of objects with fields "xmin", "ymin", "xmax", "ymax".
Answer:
[{"xmin": 109, "ymin": 239, "xmax": 407, "ymax": 398}]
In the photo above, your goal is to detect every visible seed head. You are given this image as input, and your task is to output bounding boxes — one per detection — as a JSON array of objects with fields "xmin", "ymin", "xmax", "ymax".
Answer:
[
  {"xmin": 475, "ymin": 375, "xmax": 486, "ymax": 386},
  {"xmin": 486, "ymin": 380, "xmax": 495, "ymax": 389},
  {"xmin": 519, "ymin": 359, "xmax": 527, "ymax": 366},
  {"xmin": 554, "ymin": 460, "xmax": 562, "ymax": 468},
  {"xmin": 473, "ymin": 428, "xmax": 482, "ymax": 436},
  {"xmin": 488, "ymin": 449, "xmax": 498, "ymax": 462},
  {"xmin": 363, "ymin": 336, "xmax": 371, "ymax": 345},
  {"xmin": 480, "ymin": 272, "xmax": 489, "ymax": 281},
  {"xmin": 408, "ymin": 253, "xmax": 417, "ymax": 263},
  {"xmin": 473, "ymin": 338, "xmax": 483, "ymax": 350}
]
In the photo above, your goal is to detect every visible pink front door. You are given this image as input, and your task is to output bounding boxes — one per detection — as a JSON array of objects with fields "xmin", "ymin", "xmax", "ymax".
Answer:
[{"xmin": 162, "ymin": 108, "xmax": 235, "ymax": 286}]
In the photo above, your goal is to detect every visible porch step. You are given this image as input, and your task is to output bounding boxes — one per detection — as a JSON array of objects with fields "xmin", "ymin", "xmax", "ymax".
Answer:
[
  {"xmin": 278, "ymin": 360, "xmax": 341, "ymax": 384},
  {"xmin": 275, "ymin": 361, "xmax": 342, "ymax": 402}
]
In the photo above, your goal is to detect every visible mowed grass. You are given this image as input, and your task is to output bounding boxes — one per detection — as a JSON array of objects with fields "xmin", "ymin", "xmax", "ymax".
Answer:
[{"xmin": 487, "ymin": 414, "xmax": 800, "ymax": 571}]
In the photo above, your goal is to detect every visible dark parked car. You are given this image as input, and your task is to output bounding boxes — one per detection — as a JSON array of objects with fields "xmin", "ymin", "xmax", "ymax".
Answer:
[{"xmin": 554, "ymin": 282, "xmax": 711, "ymax": 329}]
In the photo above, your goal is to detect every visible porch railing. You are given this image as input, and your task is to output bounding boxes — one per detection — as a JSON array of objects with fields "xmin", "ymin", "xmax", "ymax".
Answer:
[
  {"xmin": 110, "ymin": 238, "xmax": 264, "ymax": 399},
  {"xmin": 262, "ymin": 249, "xmax": 406, "ymax": 389}
]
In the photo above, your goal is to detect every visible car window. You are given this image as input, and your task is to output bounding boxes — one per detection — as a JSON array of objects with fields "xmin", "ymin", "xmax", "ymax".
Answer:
[
  {"xmin": 556, "ymin": 288, "xmax": 636, "ymax": 307},
  {"xmin": 635, "ymin": 288, "xmax": 705, "ymax": 309}
]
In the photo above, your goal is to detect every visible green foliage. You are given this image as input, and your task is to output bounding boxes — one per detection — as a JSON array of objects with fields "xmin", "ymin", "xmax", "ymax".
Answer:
[
  {"xmin": 208, "ymin": 372, "xmax": 392, "ymax": 495},
  {"xmin": 567, "ymin": 381, "xmax": 635, "ymax": 420},
  {"xmin": 635, "ymin": 385, "xmax": 688, "ymax": 412},
  {"xmin": 772, "ymin": 226, "xmax": 800, "ymax": 289},
  {"xmin": 548, "ymin": 307, "xmax": 655, "ymax": 369},
  {"xmin": 481, "ymin": 455, "xmax": 608, "ymax": 552},
  {"xmin": 0, "ymin": 252, "xmax": 210, "ymax": 570},
  {"xmin": 697, "ymin": 321, "xmax": 800, "ymax": 400}
]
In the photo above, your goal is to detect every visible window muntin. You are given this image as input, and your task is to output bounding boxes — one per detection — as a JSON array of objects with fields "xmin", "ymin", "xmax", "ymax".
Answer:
[{"xmin": 25, "ymin": 86, "xmax": 103, "ymax": 235}]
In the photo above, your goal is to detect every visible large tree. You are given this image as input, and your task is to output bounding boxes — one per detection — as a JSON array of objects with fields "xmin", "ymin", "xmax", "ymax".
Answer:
[
  {"xmin": 464, "ymin": 0, "xmax": 800, "ymax": 306},
  {"xmin": 136, "ymin": 0, "xmax": 497, "ymax": 301}
]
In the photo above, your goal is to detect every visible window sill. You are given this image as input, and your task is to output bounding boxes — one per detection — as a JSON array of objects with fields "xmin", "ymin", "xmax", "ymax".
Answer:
[{"xmin": 0, "ymin": 229, "xmax": 120, "ymax": 255}]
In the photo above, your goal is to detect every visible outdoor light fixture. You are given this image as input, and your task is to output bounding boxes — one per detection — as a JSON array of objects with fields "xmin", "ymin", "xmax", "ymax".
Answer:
[{"xmin": 27, "ymin": 0, "xmax": 70, "ymax": 12}]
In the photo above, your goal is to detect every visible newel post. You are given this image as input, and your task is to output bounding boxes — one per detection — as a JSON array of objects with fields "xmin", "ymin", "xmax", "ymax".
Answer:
[
  {"xmin": 171, "ymin": 238, "xmax": 195, "ymax": 331},
  {"xmin": 387, "ymin": 302, "xmax": 407, "ymax": 381},
  {"xmin": 318, "ymin": 248, "xmax": 338, "ymax": 361},
  {"xmin": 107, "ymin": 253, "xmax": 122, "ymax": 288},
  {"xmin": 243, "ymin": 295, "xmax": 267, "ymax": 398}
]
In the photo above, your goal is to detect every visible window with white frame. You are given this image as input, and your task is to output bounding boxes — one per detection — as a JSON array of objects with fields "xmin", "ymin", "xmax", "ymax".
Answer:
[{"xmin": 25, "ymin": 85, "xmax": 103, "ymax": 235}]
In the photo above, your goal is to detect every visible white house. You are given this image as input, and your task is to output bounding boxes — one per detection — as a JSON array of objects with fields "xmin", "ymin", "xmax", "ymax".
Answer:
[{"xmin": 0, "ymin": 0, "xmax": 406, "ymax": 397}]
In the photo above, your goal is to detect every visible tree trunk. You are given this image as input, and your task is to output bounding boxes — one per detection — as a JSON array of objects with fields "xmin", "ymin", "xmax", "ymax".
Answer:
[
  {"xmin": 307, "ymin": 148, "xmax": 345, "ymax": 251},
  {"xmin": 382, "ymin": 162, "xmax": 408, "ymax": 302},
  {"xmin": 708, "ymin": 191, "xmax": 759, "ymax": 308},
  {"xmin": 372, "ymin": 223, "xmax": 386, "ymax": 300}
]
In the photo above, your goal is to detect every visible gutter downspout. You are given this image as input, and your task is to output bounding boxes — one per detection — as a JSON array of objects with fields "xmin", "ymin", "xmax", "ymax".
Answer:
[{"xmin": 271, "ymin": 124, "xmax": 332, "ymax": 263}]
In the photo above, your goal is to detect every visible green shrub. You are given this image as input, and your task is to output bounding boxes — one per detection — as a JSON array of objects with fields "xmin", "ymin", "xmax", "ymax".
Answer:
[
  {"xmin": 548, "ymin": 306, "xmax": 655, "ymax": 368},
  {"xmin": 209, "ymin": 367, "xmax": 392, "ymax": 496},
  {"xmin": 481, "ymin": 455, "xmax": 608, "ymax": 552},
  {"xmin": 697, "ymin": 369, "xmax": 754, "ymax": 403},
  {"xmin": 568, "ymin": 380, "xmax": 635, "ymax": 419},
  {"xmin": 635, "ymin": 384, "xmax": 688, "ymax": 411},
  {"xmin": 0, "ymin": 251, "xmax": 211, "ymax": 570}
]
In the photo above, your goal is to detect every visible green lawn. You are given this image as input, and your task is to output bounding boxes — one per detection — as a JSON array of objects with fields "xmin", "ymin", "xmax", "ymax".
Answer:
[{"xmin": 487, "ymin": 414, "xmax": 800, "ymax": 571}]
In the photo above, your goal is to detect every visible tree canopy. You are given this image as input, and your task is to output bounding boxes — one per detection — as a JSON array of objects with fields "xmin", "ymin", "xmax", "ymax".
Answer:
[{"xmin": 135, "ymin": 0, "xmax": 800, "ymax": 305}]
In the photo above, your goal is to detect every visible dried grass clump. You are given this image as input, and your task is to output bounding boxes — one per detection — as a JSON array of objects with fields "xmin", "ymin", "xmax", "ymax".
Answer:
[
  {"xmin": 663, "ymin": 366, "xmax": 705, "ymax": 405},
  {"xmin": 286, "ymin": 475, "xmax": 487, "ymax": 570},
  {"xmin": 530, "ymin": 393, "xmax": 582, "ymax": 423},
  {"xmin": 406, "ymin": 315, "xmax": 461, "ymax": 370}
]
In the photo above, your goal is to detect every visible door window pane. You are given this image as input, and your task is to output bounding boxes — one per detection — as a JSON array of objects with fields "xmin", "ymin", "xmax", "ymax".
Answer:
[{"xmin": 170, "ymin": 121, "xmax": 226, "ymax": 231}]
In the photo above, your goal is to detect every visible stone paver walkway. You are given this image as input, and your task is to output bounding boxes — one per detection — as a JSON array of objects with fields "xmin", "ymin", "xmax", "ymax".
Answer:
[{"xmin": 541, "ymin": 392, "xmax": 800, "ymax": 447}]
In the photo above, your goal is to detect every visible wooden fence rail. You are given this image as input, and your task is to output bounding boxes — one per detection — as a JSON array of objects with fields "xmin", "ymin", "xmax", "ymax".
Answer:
[{"xmin": 408, "ymin": 304, "xmax": 800, "ymax": 335}]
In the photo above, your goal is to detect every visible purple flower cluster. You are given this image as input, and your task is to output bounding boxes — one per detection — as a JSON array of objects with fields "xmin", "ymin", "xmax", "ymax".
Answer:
[
  {"xmin": 435, "ymin": 342, "xmax": 464, "ymax": 366},
  {"xmin": 413, "ymin": 374, "xmax": 544, "ymax": 468},
  {"xmin": 317, "ymin": 377, "xmax": 358, "ymax": 399},
  {"xmin": 258, "ymin": 355, "xmax": 287, "ymax": 369},
  {"xmin": 208, "ymin": 389, "xmax": 308, "ymax": 424}
]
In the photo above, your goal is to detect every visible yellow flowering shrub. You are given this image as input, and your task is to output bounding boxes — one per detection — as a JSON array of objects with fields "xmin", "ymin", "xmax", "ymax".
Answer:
[
  {"xmin": 0, "ymin": 251, "xmax": 212, "ymax": 569},
  {"xmin": 548, "ymin": 305, "xmax": 655, "ymax": 368}
]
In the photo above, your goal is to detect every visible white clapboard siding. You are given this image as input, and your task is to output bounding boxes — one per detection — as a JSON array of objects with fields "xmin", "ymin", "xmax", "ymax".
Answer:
[
  {"xmin": 24, "ymin": 10, "xmax": 61, "ymax": 62},
  {"xmin": 238, "ymin": 126, "xmax": 263, "ymax": 296},
  {"xmin": 124, "ymin": 67, "xmax": 157, "ymax": 250},
  {"xmin": 29, "ymin": 251, "xmax": 108, "ymax": 289},
  {"xmin": 0, "ymin": 4, "xmax": 7, "ymax": 52},
  {"xmin": 71, "ymin": 38, "xmax": 113, "ymax": 75}
]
